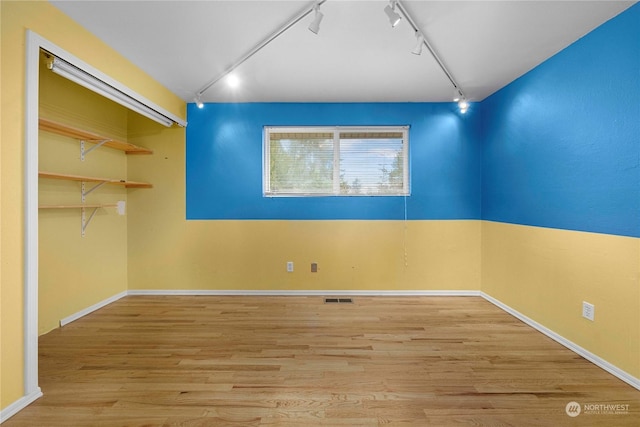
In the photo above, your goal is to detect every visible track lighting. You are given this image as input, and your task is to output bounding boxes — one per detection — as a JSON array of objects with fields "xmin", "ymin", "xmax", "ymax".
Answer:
[
  {"xmin": 195, "ymin": 1, "xmax": 328, "ymax": 103},
  {"xmin": 384, "ymin": 1, "xmax": 402, "ymax": 27},
  {"xmin": 195, "ymin": 95, "xmax": 204, "ymax": 109},
  {"xmin": 452, "ymin": 88, "xmax": 468, "ymax": 113},
  {"xmin": 388, "ymin": 1, "xmax": 468, "ymax": 116},
  {"xmin": 308, "ymin": 3, "xmax": 324, "ymax": 34},
  {"xmin": 458, "ymin": 99, "xmax": 469, "ymax": 114},
  {"xmin": 412, "ymin": 31, "xmax": 424, "ymax": 55}
]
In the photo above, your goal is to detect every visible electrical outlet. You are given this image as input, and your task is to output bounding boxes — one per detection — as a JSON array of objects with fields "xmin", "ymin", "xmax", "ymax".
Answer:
[
  {"xmin": 582, "ymin": 301, "xmax": 595, "ymax": 321},
  {"xmin": 287, "ymin": 261, "xmax": 294, "ymax": 272},
  {"xmin": 116, "ymin": 200, "xmax": 126, "ymax": 215},
  {"xmin": 311, "ymin": 262, "xmax": 318, "ymax": 273}
]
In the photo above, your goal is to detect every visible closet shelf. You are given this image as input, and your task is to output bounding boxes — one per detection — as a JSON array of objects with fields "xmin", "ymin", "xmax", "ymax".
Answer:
[
  {"xmin": 39, "ymin": 171, "xmax": 152, "ymax": 188},
  {"xmin": 39, "ymin": 203, "xmax": 118, "ymax": 209},
  {"xmin": 39, "ymin": 117, "xmax": 153, "ymax": 155},
  {"xmin": 38, "ymin": 201, "xmax": 126, "ymax": 237}
]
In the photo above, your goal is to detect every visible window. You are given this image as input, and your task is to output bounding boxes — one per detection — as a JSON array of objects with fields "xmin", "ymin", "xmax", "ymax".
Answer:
[{"xmin": 264, "ymin": 126, "xmax": 409, "ymax": 196}]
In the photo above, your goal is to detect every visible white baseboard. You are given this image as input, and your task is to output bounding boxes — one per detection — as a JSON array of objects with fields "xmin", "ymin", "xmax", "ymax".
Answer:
[
  {"xmin": 481, "ymin": 292, "xmax": 640, "ymax": 391},
  {"xmin": 59, "ymin": 290, "xmax": 127, "ymax": 327},
  {"xmin": 127, "ymin": 289, "xmax": 482, "ymax": 297},
  {"xmin": 0, "ymin": 388, "xmax": 42, "ymax": 423}
]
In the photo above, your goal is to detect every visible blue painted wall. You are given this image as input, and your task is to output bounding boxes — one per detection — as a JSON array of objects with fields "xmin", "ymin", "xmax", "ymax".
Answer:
[
  {"xmin": 482, "ymin": 4, "xmax": 640, "ymax": 238},
  {"xmin": 187, "ymin": 103, "xmax": 481, "ymax": 220},
  {"xmin": 186, "ymin": 5, "xmax": 639, "ymax": 234}
]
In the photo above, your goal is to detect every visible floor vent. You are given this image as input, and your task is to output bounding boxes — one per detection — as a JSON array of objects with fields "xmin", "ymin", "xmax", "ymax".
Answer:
[{"xmin": 324, "ymin": 298, "xmax": 353, "ymax": 304}]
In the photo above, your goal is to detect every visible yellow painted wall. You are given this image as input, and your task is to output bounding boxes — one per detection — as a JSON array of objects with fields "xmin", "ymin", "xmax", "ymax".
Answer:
[
  {"xmin": 38, "ymin": 57, "xmax": 130, "ymax": 335},
  {"xmin": 482, "ymin": 221, "xmax": 640, "ymax": 378},
  {"xmin": 0, "ymin": 0, "xmax": 184, "ymax": 411},
  {"xmin": 128, "ymin": 219, "xmax": 481, "ymax": 292}
]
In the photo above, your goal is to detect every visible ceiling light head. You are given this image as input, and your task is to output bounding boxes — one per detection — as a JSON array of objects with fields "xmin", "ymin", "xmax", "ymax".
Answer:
[
  {"xmin": 195, "ymin": 95, "xmax": 204, "ymax": 109},
  {"xmin": 308, "ymin": 4, "xmax": 324, "ymax": 34},
  {"xmin": 384, "ymin": 1, "xmax": 402, "ymax": 28},
  {"xmin": 458, "ymin": 99, "xmax": 469, "ymax": 114},
  {"xmin": 412, "ymin": 31, "xmax": 425, "ymax": 55}
]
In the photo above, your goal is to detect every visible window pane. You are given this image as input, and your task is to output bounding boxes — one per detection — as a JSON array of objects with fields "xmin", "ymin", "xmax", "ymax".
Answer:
[
  {"xmin": 269, "ymin": 133, "xmax": 334, "ymax": 194},
  {"xmin": 339, "ymin": 133, "xmax": 404, "ymax": 195}
]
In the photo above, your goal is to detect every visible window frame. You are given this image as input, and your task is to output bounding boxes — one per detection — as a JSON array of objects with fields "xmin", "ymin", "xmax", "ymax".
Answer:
[{"xmin": 263, "ymin": 126, "xmax": 410, "ymax": 197}]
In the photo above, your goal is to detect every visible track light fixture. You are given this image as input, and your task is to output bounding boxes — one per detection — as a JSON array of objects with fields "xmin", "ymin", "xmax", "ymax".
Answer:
[
  {"xmin": 384, "ymin": 1, "xmax": 402, "ymax": 27},
  {"xmin": 195, "ymin": 95, "xmax": 204, "ymax": 109},
  {"xmin": 453, "ymin": 88, "xmax": 468, "ymax": 113},
  {"xmin": 308, "ymin": 3, "xmax": 324, "ymax": 34},
  {"xmin": 390, "ymin": 1, "xmax": 469, "ymax": 113},
  {"xmin": 412, "ymin": 31, "xmax": 425, "ymax": 55},
  {"xmin": 458, "ymin": 99, "xmax": 469, "ymax": 114},
  {"xmin": 194, "ymin": 0, "xmax": 327, "ymax": 104}
]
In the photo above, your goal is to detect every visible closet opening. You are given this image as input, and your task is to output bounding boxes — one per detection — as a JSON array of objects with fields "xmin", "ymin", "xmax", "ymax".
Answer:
[{"xmin": 23, "ymin": 31, "xmax": 184, "ymax": 406}]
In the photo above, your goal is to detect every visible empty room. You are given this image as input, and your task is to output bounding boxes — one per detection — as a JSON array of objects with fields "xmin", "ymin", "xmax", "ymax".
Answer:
[{"xmin": 1, "ymin": 0, "xmax": 639, "ymax": 425}]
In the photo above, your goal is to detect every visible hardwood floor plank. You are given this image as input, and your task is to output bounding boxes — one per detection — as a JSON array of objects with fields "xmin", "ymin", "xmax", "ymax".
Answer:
[{"xmin": 4, "ymin": 296, "xmax": 639, "ymax": 426}]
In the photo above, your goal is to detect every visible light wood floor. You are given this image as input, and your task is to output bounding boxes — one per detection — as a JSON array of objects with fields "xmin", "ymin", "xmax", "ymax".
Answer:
[{"xmin": 5, "ymin": 296, "xmax": 639, "ymax": 426}]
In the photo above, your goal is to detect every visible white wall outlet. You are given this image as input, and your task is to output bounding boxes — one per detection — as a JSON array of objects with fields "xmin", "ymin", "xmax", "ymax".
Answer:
[
  {"xmin": 286, "ymin": 261, "xmax": 294, "ymax": 272},
  {"xmin": 116, "ymin": 200, "xmax": 126, "ymax": 215},
  {"xmin": 582, "ymin": 301, "xmax": 595, "ymax": 321}
]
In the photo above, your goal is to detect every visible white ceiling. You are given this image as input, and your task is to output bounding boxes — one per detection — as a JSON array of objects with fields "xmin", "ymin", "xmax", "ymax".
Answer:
[{"xmin": 50, "ymin": 0, "xmax": 635, "ymax": 104}]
